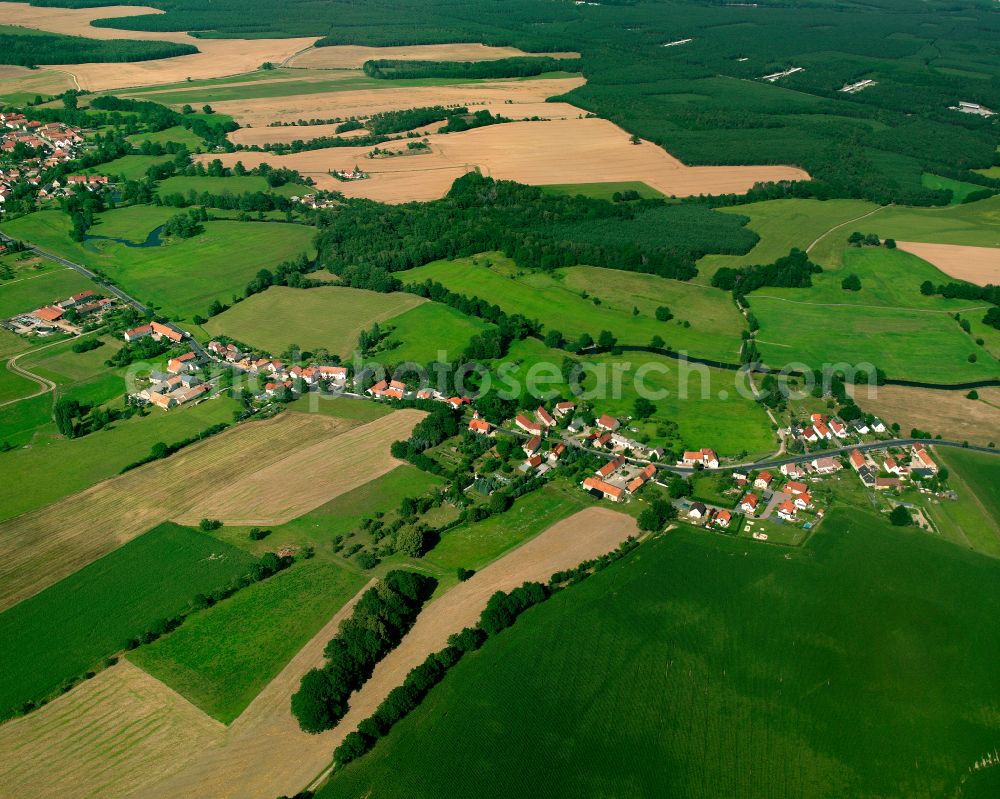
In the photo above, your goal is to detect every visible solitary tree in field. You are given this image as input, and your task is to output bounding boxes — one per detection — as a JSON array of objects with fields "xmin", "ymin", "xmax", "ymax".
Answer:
[
  {"xmin": 841, "ymin": 273, "xmax": 862, "ymax": 291},
  {"xmin": 889, "ymin": 506, "xmax": 911, "ymax": 527}
]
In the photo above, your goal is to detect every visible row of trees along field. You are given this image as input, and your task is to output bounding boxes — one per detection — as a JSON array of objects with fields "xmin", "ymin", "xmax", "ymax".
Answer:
[
  {"xmin": 291, "ymin": 571, "xmax": 437, "ymax": 734},
  {"xmin": 361, "ymin": 56, "xmax": 582, "ymax": 80},
  {"xmin": 0, "ymin": 31, "xmax": 195, "ymax": 68},
  {"xmin": 315, "ymin": 173, "xmax": 756, "ymax": 280}
]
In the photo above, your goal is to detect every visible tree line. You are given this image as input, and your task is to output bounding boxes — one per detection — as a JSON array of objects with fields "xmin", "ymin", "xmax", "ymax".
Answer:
[
  {"xmin": 291, "ymin": 571, "xmax": 437, "ymax": 734},
  {"xmin": 361, "ymin": 56, "xmax": 582, "ymax": 80}
]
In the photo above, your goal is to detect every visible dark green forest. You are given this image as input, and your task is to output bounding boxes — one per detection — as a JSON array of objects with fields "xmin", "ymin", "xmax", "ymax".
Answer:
[
  {"xmin": 315, "ymin": 173, "xmax": 756, "ymax": 281},
  {"xmin": 0, "ymin": 29, "xmax": 195, "ymax": 67},
  {"xmin": 20, "ymin": 0, "xmax": 996, "ymax": 203}
]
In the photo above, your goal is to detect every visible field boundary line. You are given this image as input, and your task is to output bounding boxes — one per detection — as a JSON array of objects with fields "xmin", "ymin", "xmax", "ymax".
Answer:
[{"xmin": 805, "ymin": 204, "xmax": 889, "ymax": 254}]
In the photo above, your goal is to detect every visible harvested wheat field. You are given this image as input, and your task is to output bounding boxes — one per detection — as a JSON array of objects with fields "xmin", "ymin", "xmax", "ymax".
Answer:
[
  {"xmin": 173, "ymin": 409, "xmax": 424, "ymax": 526},
  {"xmin": 0, "ymin": 64, "xmax": 75, "ymax": 99},
  {"xmin": 209, "ymin": 76, "xmax": 586, "ymax": 128},
  {"xmin": 0, "ymin": 659, "xmax": 225, "ymax": 799},
  {"xmin": 0, "ymin": 2, "xmax": 317, "ymax": 91},
  {"xmin": 0, "ymin": 409, "xmax": 410, "ymax": 612},
  {"xmin": 848, "ymin": 384, "xmax": 1000, "ymax": 447},
  {"xmin": 289, "ymin": 43, "xmax": 579, "ymax": 69},
  {"xmin": 209, "ymin": 117, "xmax": 809, "ymax": 203},
  {"xmin": 130, "ymin": 506, "xmax": 638, "ymax": 799},
  {"xmin": 895, "ymin": 241, "xmax": 1000, "ymax": 287},
  {"xmin": 228, "ymin": 100, "xmax": 582, "ymax": 147}
]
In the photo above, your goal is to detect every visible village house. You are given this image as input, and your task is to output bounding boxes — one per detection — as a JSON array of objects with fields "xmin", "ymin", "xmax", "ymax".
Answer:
[
  {"xmin": 167, "ymin": 352, "xmax": 199, "ymax": 374},
  {"xmin": 515, "ymin": 414, "xmax": 544, "ymax": 436},
  {"xmin": 368, "ymin": 379, "xmax": 406, "ymax": 400},
  {"xmin": 31, "ymin": 305, "xmax": 64, "ymax": 323},
  {"xmin": 848, "ymin": 449, "xmax": 866, "ymax": 471},
  {"xmin": 524, "ymin": 453, "xmax": 544, "ymax": 471},
  {"xmin": 123, "ymin": 324, "xmax": 153, "ymax": 342},
  {"xmin": 447, "ymin": 396, "xmax": 470, "ymax": 409},
  {"xmin": 857, "ymin": 465, "xmax": 877, "ymax": 488},
  {"xmin": 596, "ymin": 414, "xmax": 620, "ymax": 432},
  {"xmin": 713, "ymin": 509, "xmax": 732, "ymax": 529},
  {"xmin": 522, "ymin": 435, "xmax": 542, "ymax": 456},
  {"xmin": 754, "ymin": 471, "xmax": 773, "ymax": 490},
  {"xmin": 583, "ymin": 476, "xmax": 624, "ymax": 502},
  {"xmin": 781, "ymin": 462, "xmax": 806, "ymax": 479},
  {"xmin": 911, "ymin": 444, "xmax": 938, "ymax": 473},
  {"xmin": 553, "ymin": 401, "xmax": 575, "ymax": 418},
  {"xmin": 777, "ymin": 499, "xmax": 797, "ymax": 521},
  {"xmin": 547, "ymin": 443, "xmax": 566, "ymax": 465},
  {"xmin": 468, "ymin": 411, "xmax": 493, "ymax": 435},
  {"xmin": 871, "ymin": 418, "xmax": 887, "ymax": 433},
  {"xmin": 535, "ymin": 406, "xmax": 557, "ymax": 429},
  {"xmin": 682, "ymin": 448, "xmax": 720, "ymax": 469},
  {"xmin": 875, "ymin": 477, "xmax": 902, "ymax": 491},
  {"xmin": 688, "ymin": 501, "xmax": 708, "ymax": 520},
  {"xmin": 265, "ymin": 380, "xmax": 294, "ymax": 397},
  {"xmin": 828, "ymin": 419, "xmax": 848, "ymax": 438},
  {"xmin": 626, "ymin": 463, "xmax": 657, "ymax": 494},
  {"xmin": 793, "ymin": 492, "xmax": 812, "ymax": 510},
  {"xmin": 740, "ymin": 493, "xmax": 759, "ymax": 514},
  {"xmin": 810, "ymin": 457, "xmax": 841, "ymax": 474},
  {"xmin": 784, "ymin": 480, "xmax": 808, "ymax": 496},
  {"xmin": 596, "ymin": 455, "xmax": 627, "ymax": 479}
]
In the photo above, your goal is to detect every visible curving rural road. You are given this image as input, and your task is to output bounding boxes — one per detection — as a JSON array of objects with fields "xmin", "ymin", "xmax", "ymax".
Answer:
[{"xmin": 1, "ymin": 348, "xmax": 56, "ymax": 408}]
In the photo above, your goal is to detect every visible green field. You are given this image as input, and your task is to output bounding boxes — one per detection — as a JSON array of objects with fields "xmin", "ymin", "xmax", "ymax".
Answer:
[
  {"xmin": 155, "ymin": 175, "xmax": 309, "ymax": 199},
  {"xmin": 1, "ymin": 210, "xmax": 316, "ymax": 320},
  {"xmin": 0, "ymin": 396, "xmax": 238, "ymax": 523},
  {"xmin": 872, "ymin": 195, "xmax": 1000, "ymax": 248},
  {"xmin": 18, "ymin": 332, "xmax": 126, "ymax": 409},
  {"xmin": 88, "ymin": 154, "xmax": 174, "ymax": 181},
  {"xmin": 425, "ymin": 484, "xmax": 592, "ymax": 574},
  {"xmin": 204, "ymin": 285, "xmax": 425, "ymax": 358},
  {"xmin": 540, "ymin": 181, "xmax": 665, "ymax": 201},
  {"xmin": 928, "ymin": 449, "xmax": 1000, "ymax": 559},
  {"xmin": 399, "ymin": 255, "xmax": 746, "ymax": 362},
  {"xmin": 129, "ymin": 558, "xmax": 367, "ymax": 723},
  {"xmin": 0, "ymin": 266, "xmax": 95, "ymax": 317},
  {"xmin": 499, "ymin": 339, "xmax": 777, "ymax": 458},
  {"xmin": 921, "ymin": 174, "xmax": 993, "ymax": 205},
  {"xmin": 320, "ymin": 510, "xmax": 1000, "ymax": 799},
  {"xmin": 697, "ymin": 199, "xmax": 879, "ymax": 277},
  {"xmin": 750, "ymin": 247, "xmax": 1000, "ymax": 382},
  {"xmin": 126, "ymin": 125, "xmax": 206, "ymax": 149},
  {"xmin": 210, "ymin": 464, "xmax": 442, "ymax": 556},
  {"xmin": 0, "ymin": 522, "xmax": 254, "ymax": 720},
  {"xmin": 371, "ymin": 301, "xmax": 493, "ymax": 365},
  {"xmin": 83, "ymin": 204, "xmax": 177, "ymax": 242}
]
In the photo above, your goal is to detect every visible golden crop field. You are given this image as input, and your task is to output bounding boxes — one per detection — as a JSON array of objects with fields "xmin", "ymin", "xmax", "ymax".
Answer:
[{"xmin": 895, "ymin": 241, "xmax": 1000, "ymax": 287}]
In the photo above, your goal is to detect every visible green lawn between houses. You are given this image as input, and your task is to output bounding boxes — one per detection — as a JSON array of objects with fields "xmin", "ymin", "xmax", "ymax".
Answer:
[
  {"xmin": 1, "ymin": 210, "xmax": 316, "ymax": 321},
  {"xmin": 749, "ymin": 247, "xmax": 1000, "ymax": 383},
  {"xmin": 318, "ymin": 509, "xmax": 1000, "ymax": 799},
  {"xmin": 128, "ymin": 558, "xmax": 368, "ymax": 723},
  {"xmin": 399, "ymin": 254, "xmax": 747, "ymax": 363},
  {"xmin": 0, "ymin": 522, "xmax": 255, "ymax": 721}
]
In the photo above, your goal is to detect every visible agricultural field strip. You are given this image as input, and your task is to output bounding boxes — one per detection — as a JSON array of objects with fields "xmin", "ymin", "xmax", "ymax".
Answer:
[
  {"xmin": 132, "ymin": 508, "xmax": 639, "ymax": 799},
  {"xmin": 0, "ymin": 411, "xmax": 364, "ymax": 612},
  {"xmin": 173, "ymin": 409, "xmax": 425, "ymax": 526}
]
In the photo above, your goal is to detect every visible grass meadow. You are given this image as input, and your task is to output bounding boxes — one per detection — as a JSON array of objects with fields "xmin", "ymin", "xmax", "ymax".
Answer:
[
  {"xmin": 927, "ymin": 448, "xmax": 1000, "ymax": 559},
  {"xmin": 1, "ymin": 210, "xmax": 316, "ymax": 321},
  {"xmin": 373, "ymin": 302, "xmax": 493, "ymax": 365},
  {"xmin": 0, "ymin": 523, "xmax": 254, "ymax": 720},
  {"xmin": 204, "ymin": 285, "xmax": 425, "ymax": 357},
  {"xmin": 126, "ymin": 125, "xmax": 206, "ymax": 149},
  {"xmin": 750, "ymin": 247, "xmax": 999, "ymax": 382},
  {"xmin": 0, "ymin": 265, "xmax": 95, "ymax": 318},
  {"xmin": 89, "ymin": 154, "xmax": 174, "ymax": 181},
  {"xmin": 921, "ymin": 174, "xmax": 992, "ymax": 204},
  {"xmin": 696, "ymin": 198, "xmax": 878, "ymax": 277},
  {"xmin": 129, "ymin": 558, "xmax": 367, "ymax": 723},
  {"xmin": 400, "ymin": 254, "xmax": 746, "ymax": 362},
  {"xmin": 0, "ymin": 395, "xmax": 237, "ymax": 522},
  {"xmin": 425, "ymin": 483, "xmax": 593, "ymax": 574},
  {"xmin": 319, "ymin": 511, "xmax": 1000, "ymax": 799},
  {"xmin": 155, "ymin": 175, "xmax": 309, "ymax": 199}
]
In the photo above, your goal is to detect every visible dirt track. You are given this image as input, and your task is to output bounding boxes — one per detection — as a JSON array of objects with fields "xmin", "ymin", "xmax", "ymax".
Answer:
[
  {"xmin": 895, "ymin": 241, "xmax": 1000, "ymax": 287},
  {"xmin": 128, "ymin": 506, "xmax": 639, "ymax": 799},
  {"xmin": 209, "ymin": 116, "xmax": 809, "ymax": 203}
]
